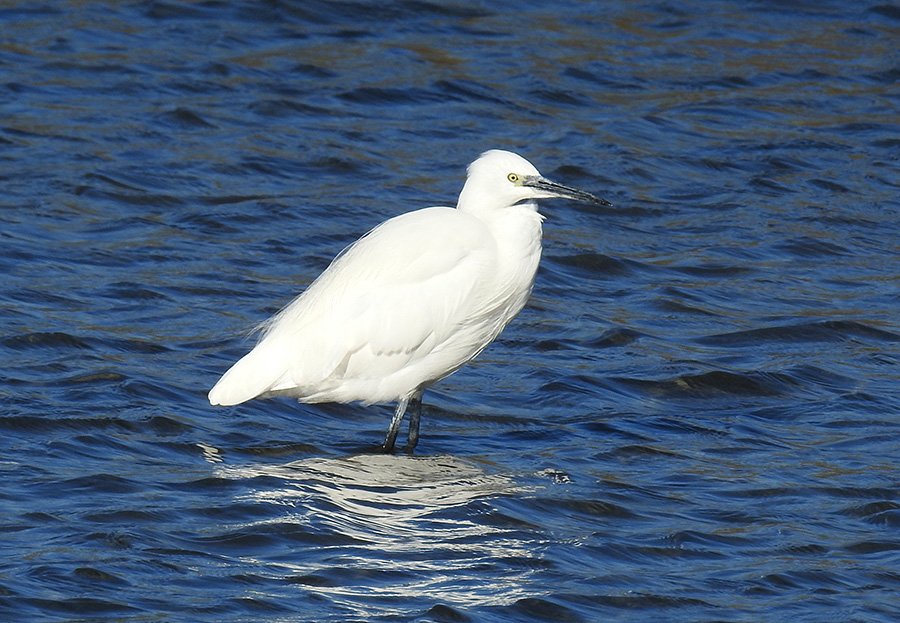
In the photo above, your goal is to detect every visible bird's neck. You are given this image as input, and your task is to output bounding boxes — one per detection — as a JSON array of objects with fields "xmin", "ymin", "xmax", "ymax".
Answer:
[
  {"xmin": 475, "ymin": 201, "xmax": 544, "ymax": 291},
  {"xmin": 456, "ymin": 179, "xmax": 513, "ymax": 215}
]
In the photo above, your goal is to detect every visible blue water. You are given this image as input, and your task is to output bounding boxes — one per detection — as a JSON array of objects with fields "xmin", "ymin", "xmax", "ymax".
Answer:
[{"xmin": 2, "ymin": 1, "xmax": 900, "ymax": 621}]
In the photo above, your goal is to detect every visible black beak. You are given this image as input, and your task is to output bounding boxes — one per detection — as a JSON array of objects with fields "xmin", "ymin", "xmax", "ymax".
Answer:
[{"xmin": 523, "ymin": 176, "xmax": 613, "ymax": 207}]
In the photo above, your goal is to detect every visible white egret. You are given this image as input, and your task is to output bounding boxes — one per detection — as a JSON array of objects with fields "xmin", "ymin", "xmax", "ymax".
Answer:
[{"xmin": 209, "ymin": 149, "xmax": 611, "ymax": 451}]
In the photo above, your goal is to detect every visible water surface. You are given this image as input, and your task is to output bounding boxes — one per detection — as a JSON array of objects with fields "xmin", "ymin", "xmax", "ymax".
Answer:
[{"xmin": 2, "ymin": 1, "xmax": 899, "ymax": 621}]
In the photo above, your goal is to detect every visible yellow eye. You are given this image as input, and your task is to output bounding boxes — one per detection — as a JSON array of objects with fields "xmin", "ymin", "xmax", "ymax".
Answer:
[{"xmin": 507, "ymin": 173, "xmax": 518, "ymax": 183}]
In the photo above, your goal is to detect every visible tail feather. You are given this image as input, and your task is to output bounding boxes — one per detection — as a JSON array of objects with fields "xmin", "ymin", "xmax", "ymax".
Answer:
[{"xmin": 208, "ymin": 342, "xmax": 289, "ymax": 406}]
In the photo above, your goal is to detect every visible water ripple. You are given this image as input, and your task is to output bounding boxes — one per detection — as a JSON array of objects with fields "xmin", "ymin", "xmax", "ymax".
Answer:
[{"xmin": 2, "ymin": 1, "xmax": 899, "ymax": 622}]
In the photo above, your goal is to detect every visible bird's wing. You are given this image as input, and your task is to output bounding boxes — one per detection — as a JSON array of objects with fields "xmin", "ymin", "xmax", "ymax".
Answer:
[{"xmin": 208, "ymin": 207, "xmax": 499, "ymax": 406}]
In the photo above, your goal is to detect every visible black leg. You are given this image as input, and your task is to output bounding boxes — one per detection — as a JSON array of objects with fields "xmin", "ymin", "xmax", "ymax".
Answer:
[
  {"xmin": 382, "ymin": 396, "xmax": 409, "ymax": 453},
  {"xmin": 406, "ymin": 393, "xmax": 423, "ymax": 451}
]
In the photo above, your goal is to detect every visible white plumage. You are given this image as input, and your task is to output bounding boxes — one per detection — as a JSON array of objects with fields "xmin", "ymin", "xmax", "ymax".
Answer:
[{"xmin": 209, "ymin": 149, "xmax": 610, "ymax": 451}]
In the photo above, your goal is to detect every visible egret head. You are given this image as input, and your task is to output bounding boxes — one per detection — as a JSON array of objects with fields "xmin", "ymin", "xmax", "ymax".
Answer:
[{"xmin": 457, "ymin": 149, "xmax": 612, "ymax": 213}]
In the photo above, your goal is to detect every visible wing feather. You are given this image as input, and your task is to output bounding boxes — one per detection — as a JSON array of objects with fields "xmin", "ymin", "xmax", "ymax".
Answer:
[{"xmin": 208, "ymin": 207, "xmax": 500, "ymax": 406}]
